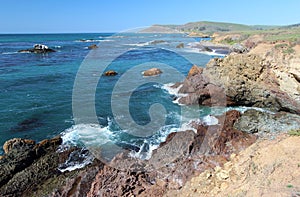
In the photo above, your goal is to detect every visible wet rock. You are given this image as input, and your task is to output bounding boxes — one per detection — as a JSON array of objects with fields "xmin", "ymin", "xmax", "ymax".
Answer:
[
  {"xmin": 18, "ymin": 44, "xmax": 56, "ymax": 53},
  {"xmin": 104, "ymin": 70, "xmax": 118, "ymax": 76},
  {"xmin": 176, "ymin": 43, "xmax": 184, "ymax": 48},
  {"xmin": 142, "ymin": 68, "xmax": 162, "ymax": 76},
  {"xmin": 0, "ymin": 136, "xmax": 63, "ymax": 196},
  {"xmin": 150, "ymin": 40, "xmax": 166, "ymax": 45},
  {"xmin": 88, "ymin": 44, "xmax": 98, "ymax": 49}
]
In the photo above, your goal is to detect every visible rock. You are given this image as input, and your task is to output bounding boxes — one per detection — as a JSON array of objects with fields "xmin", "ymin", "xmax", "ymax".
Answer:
[
  {"xmin": 177, "ymin": 53, "xmax": 300, "ymax": 114},
  {"xmin": 3, "ymin": 138, "xmax": 35, "ymax": 154},
  {"xmin": 0, "ymin": 136, "xmax": 63, "ymax": 195},
  {"xmin": 230, "ymin": 43, "xmax": 248, "ymax": 53},
  {"xmin": 187, "ymin": 65, "xmax": 203, "ymax": 77},
  {"xmin": 0, "ymin": 110, "xmax": 257, "ymax": 196},
  {"xmin": 234, "ymin": 109, "xmax": 300, "ymax": 137},
  {"xmin": 142, "ymin": 68, "xmax": 162, "ymax": 76},
  {"xmin": 150, "ymin": 40, "xmax": 166, "ymax": 45},
  {"xmin": 18, "ymin": 44, "xmax": 55, "ymax": 53},
  {"xmin": 88, "ymin": 44, "xmax": 98, "ymax": 49},
  {"xmin": 104, "ymin": 70, "xmax": 118, "ymax": 76},
  {"xmin": 176, "ymin": 43, "xmax": 184, "ymax": 48}
]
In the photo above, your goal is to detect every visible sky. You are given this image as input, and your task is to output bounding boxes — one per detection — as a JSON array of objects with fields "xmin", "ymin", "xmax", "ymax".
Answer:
[{"xmin": 0, "ymin": 0, "xmax": 299, "ymax": 33}]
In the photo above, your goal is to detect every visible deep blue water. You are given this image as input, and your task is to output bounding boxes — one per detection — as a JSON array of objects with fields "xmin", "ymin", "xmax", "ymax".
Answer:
[{"xmin": 0, "ymin": 33, "xmax": 213, "ymax": 155}]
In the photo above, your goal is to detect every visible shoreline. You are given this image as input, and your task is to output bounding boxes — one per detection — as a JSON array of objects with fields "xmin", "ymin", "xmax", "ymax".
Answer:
[{"xmin": 1, "ymin": 28, "xmax": 300, "ymax": 196}]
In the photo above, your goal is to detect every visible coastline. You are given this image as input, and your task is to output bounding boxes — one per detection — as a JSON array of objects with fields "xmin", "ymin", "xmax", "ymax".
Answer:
[{"xmin": 1, "ymin": 27, "xmax": 300, "ymax": 196}]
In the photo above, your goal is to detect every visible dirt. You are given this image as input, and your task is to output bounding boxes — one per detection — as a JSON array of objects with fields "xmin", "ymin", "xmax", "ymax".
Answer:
[{"xmin": 166, "ymin": 134, "xmax": 300, "ymax": 197}]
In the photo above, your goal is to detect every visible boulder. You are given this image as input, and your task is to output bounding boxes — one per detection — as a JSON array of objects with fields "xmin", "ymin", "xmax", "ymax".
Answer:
[
  {"xmin": 143, "ymin": 68, "xmax": 162, "ymax": 76},
  {"xmin": 176, "ymin": 43, "xmax": 184, "ymax": 48},
  {"xmin": 104, "ymin": 70, "xmax": 118, "ymax": 76},
  {"xmin": 230, "ymin": 43, "xmax": 248, "ymax": 53}
]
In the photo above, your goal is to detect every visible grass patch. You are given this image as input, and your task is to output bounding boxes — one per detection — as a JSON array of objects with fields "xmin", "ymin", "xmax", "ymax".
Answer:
[
  {"xmin": 288, "ymin": 129, "xmax": 300, "ymax": 136},
  {"xmin": 287, "ymin": 184, "xmax": 294, "ymax": 188}
]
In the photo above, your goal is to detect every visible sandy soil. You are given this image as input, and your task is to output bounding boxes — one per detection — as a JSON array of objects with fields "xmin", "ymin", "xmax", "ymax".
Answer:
[{"xmin": 166, "ymin": 134, "xmax": 300, "ymax": 197}]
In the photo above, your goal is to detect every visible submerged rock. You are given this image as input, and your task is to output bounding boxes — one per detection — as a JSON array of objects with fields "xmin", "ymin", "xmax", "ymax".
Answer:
[{"xmin": 142, "ymin": 68, "xmax": 162, "ymax": 76}]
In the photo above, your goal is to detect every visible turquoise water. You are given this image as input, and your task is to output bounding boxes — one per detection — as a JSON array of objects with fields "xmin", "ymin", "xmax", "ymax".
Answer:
[{"xmin": 0, "ymin": 33, "xmax": 213, "ymax": 155}]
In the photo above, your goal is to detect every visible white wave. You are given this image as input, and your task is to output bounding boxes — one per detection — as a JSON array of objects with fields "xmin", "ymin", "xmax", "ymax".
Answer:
[
  {"xmin": 162, "ymin": 83, "xmax": 187, "ymax": 97},
  {"xmin": 59, "ymin": 123, "xmax": 115, "ymax": 150},
  {"xmin": 75, "ymin": 39, "xmax": 112, "ymax": 43},
  {"xmin": 1, "ymin": 52, "xmax": 18, "ymax": 55},
  {"xmin": 109, "ymin": 35, "xmax": 125, "ymax": 38},
  {"xmin": 125, "ymin": 41, "xmax": 150, "ymax": 47},
  {"xmin": 183, "ymin": 47, "xmax": 226, "ymax": 57},
  {"xmin": 54, "ymin": 45, "xmax": 62, "ymax": 48},
  {"xmin": 226, "ymin": 106, "xmax": 275, "ymax": 114},
  {"xmin": 58, "ymin": 148, "xmax": 94, "ymax": 172},
  {"xmin": 161, "ymin": 83, "xmax": 187, "ymax": 105},
  {"xmin": 202, "ymin": 115, "xmax": 219, "ymax": 126}
]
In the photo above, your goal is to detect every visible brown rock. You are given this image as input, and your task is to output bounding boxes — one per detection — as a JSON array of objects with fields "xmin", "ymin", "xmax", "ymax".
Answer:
[
  {"xmin": 177, "ymin": 53, "xmax": 300, "ymax": 114},
  {"xmin": 3, "ymin": 138, "xmax": 35, "ymax": 154},
  {"xmin": 176, "ymin": 43, "xmax": 184, "ymax": 48},
  {"xmin": 187, "ymin": 65, "xmax": 203, "ymax": 78},
  {"xmin": 143, "ymin": 68, "xmax": 162, "ymax": 76},
  {"xmin": 104, "ymin": 70, "xmax": 118, "ymax": 76},
  {"xmin": 88, "ymin": 44, "xmax": 98, "ymax": 49}
]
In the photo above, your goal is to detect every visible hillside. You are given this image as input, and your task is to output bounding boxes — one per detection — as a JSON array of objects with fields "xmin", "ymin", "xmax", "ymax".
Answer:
[{"xmin": 141, "ymin": 21, "xmax": 279, "ymax": 34}]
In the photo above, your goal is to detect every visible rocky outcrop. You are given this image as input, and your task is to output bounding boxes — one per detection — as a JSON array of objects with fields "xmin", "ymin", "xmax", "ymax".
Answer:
[
  {"xmin": 0, "ymin": 137, "xmax": 62, "ymax": 196},
  {"xmin": 18, "ymin": 44, "xmax": 55, "ymax": 53},
  {"xmin": 142, "ymin": 68, "xmax": 162, "ymax": 76},
  {"xmin": 177, "ymin": 53, "xmax": 300, "ymax": 114},
  {"xmin": 234, "ymin": 109, "xmax": 300, "ymax": 137},
  {"xmin": 167, "ymin": 135, "xmax": 300, "ymax": 197},
  {"xmin": 87, "ymin": 110, "xmax": 256, "ymax": 196},
  {"xmin": 0, "ymin": 110, "xmax": 256, "ymax": 196}
]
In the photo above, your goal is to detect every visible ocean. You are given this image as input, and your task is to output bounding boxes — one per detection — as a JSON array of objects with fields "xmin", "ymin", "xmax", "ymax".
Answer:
[{"xmin": 0, "ymin": 32, "xmax": 222, "ymax": 157}]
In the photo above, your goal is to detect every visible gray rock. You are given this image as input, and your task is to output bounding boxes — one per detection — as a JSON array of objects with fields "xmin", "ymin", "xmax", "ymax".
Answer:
[{"xmin": 234, "ymin": 109, "xmax": 300, "ymax": 137}]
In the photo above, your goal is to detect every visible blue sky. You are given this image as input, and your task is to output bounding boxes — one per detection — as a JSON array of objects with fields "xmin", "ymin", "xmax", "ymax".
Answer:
[{"xmin": 0, "ymin": 0, "xmax": 299, "ymax": 33}]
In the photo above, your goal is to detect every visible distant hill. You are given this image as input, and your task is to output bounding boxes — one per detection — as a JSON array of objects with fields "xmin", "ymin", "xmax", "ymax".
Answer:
[{"xmin": 140, "ymin": 21, "xmax": 280, "ymax": 34}]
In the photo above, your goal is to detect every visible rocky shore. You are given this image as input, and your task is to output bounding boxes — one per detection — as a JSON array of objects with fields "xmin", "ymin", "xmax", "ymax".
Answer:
[{"xmin": 1, "ymin": 32, "xmax": 300, "ymax": 196}]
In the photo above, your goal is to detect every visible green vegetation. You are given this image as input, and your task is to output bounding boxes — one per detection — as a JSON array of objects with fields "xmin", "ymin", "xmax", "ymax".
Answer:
[
  {"xmin": 287, "ymin": 184, "xmax": 294, "ymax": 188},
  {"xmin": 275, "ymin": 43, "xmax": 295, "ymax": 54},
  {"xmin": 288, "ymin": 129, "xmax": 300, "ymax": 136}
]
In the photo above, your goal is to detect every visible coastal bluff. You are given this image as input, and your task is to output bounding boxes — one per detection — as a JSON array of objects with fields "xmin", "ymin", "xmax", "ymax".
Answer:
[{"xmin": 176, "ymin": 41, "xmax": 300, "ymax": 115}]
